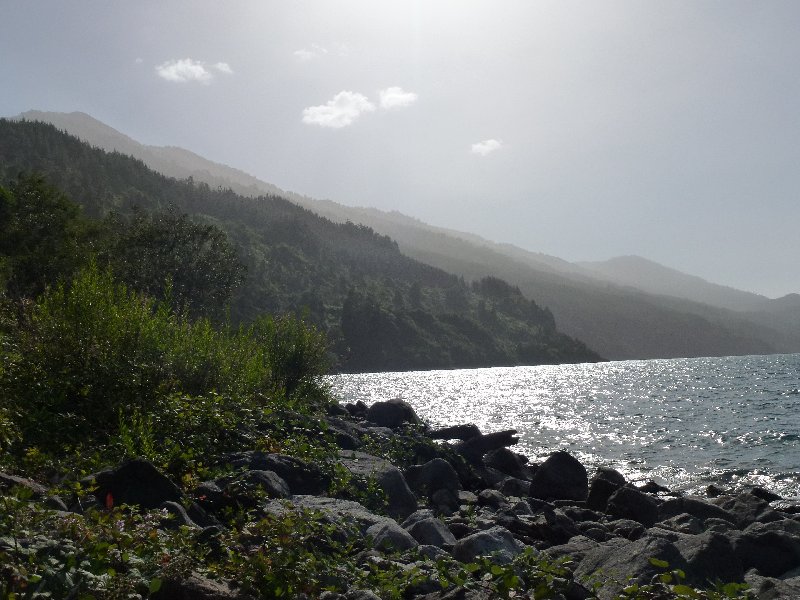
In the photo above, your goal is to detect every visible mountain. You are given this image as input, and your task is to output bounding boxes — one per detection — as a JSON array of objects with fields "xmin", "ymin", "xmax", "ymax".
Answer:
[
  {"xmin": 0, "ymin": 117, "xmax": 600, "ymax": 371},
  {"xmin": 577, "ymin": 255, "xmax": 770, "ymax": 312},
  {"xmin": 13, "ymin": 110, "xmax": 800, "ymax": 360}
]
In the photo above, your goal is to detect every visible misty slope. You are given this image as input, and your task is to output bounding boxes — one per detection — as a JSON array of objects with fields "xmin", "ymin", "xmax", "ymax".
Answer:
[
  {"xmin": 0, "ymin": 118, "xmax": 599, "ymax": 371},
  {"xmin": 578, "ymin": 255, "xmax": 770, "ymax": 312},
  {"xmin": 16, "ymin": 110, "xmax": 800, "ymax": 360}
]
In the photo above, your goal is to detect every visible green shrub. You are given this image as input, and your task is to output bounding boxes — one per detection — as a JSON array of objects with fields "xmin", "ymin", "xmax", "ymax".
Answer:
[{"xmin": 0, "ymin": 264, "xmax": 330, "ymax": 463}]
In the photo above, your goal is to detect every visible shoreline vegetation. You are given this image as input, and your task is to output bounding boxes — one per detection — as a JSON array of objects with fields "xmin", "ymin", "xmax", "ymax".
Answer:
[{"xmin": 0, "ymin": 268, "xmax": 797, "ymax": 598}]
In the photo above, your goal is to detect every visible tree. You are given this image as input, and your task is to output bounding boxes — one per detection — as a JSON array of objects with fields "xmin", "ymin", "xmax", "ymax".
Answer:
[
  {"xmin": 0, "ymin": 174, "xmax": 93, "ymax": 298},
  {"xmin": 101, "ymin": 208, "xmax": 245, "ymax": 320}
]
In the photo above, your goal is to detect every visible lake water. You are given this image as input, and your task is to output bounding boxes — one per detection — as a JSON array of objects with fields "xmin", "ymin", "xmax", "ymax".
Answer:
[{"xmin": 328, "ymin": 354, "xmax": 800, "ymax": 501}]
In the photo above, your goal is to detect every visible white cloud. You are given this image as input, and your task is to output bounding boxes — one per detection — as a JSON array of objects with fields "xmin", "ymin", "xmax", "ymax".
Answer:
[
  {"xmin": 134, "ymin": 57, "xmax": 143, "ymax": 65},
  {"xmin": 302, "ymin": 91, "xmax": 376, "ymax": 128},
  {"xmin": 213, "ymin": 62, "xmax": 233, "ymax": 74},
  {"xmin": 294, "ymin": 44, "xmax": 328, "ymax": 62},
  {"xmin": 471, "ymin": 139, "xmax": 503, "ymax": 156},
  {"xmin": 155, "ymin": 58, "xmax": 233, "ymax": 84},
  {"xmin": 379, "ymin": 86, "xmax": 418, "ymax": 109}
]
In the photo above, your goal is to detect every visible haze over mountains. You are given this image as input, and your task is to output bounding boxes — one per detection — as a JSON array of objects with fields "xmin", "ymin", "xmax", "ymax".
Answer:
[{"xmin": 14, "ymin": 110, "xmax": 800, "ymax": 361}]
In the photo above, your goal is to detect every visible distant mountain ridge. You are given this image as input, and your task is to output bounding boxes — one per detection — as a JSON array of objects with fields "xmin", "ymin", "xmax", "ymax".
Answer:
[{"xmin": 13, "ymin": 110, "xmax": 800, "ymax": 360}]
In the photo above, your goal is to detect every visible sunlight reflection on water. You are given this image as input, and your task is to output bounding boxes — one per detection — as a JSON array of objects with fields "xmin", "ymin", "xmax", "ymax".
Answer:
[{"xmin": 328, "ymin": 354, "xmax": 800, "ymax": 499}]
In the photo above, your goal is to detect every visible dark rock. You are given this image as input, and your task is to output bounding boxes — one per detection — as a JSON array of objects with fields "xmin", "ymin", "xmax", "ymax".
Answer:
[
  {"xmin": 242, "ymin": 470, "xmax": 291, "ymax": 499},
  {"xmin": 366, "ymin": 521, "xmax": 418, "ymax": 551},
  {"xmin": 638, "ymin": 480, "xmax": 671, "ymax": 494},
  {"xmin": 431, "ymin": 488, "xmax": 460, "ymax": 515},
  {"xmin": 339, "ymin": 452, "xmax": 417, "ymax": 520},
  {"xmin": 160, "ymin": 501, "xmax": 198, "ymax": 529},
  {"xmin": 89, "ymin": 458, "xmax": 182, "ymax": 509},
  {"xmin": 750, "ymin": 487, "xmax": 782, "ymax": 503},
  {"xmin": 478, "ymin": 489, "xmax": 508, "ymax": 509},
  {"xmin": 659, "ymin": 496, "xmax": 737, "ymax": 525},
  {"xmin": 402, "ymin": 509, "xmax": 436, "ymax": 529},
  {"xmin": 456, "ymin": 430, "xmax": 519, "ymax": 463},
  {"xmin": 714, "ymin": 492, "xmax": 782, "ymax": 528},
  {"xmin": 265, "ymin": 496, "xmax": 393, "ymax": 539},
  {"xmin": 575, "ymin": 536, "xmax": 687, "ymax": 599},
  {"xmin": 545, "ymin": 535, "xmax": 601, "ymax": 562},
  {"xmin": 406, "ymin": 517, "xmax": 457, "ymax": 548},
  {"xmin": 499, "ymin": 477, "xmax": 531, "ymax": 497},
  {"xmin": 674, "ymin": 531, "xmax": 744, "ymax": 586},
  {"xmin": 595, "ymin": 467, "xmax": 627, "ymax": 487},
  {"xmin": 529, "ymin": 451, "xmax": 588, "ymax": 502},
  {"xmin": 745, "ymin": 571, "xmax": 800, "ymax": 600},
  {"xmin": 586, "ymin": 477, "xmax": 622, "ymax": 513},
  {"xmin": 744, "ymin": 519, "xmax": 800, "ymax": 536},
  {"xmin": 187, "ymin": 502, "xmax": 220, "ymax": 528},
  {"xmin": 656, "ymin": 513, "xmax": 704, "ymax": 535},
  {"xmin": 458, "ymin": 490, "xmax": 479, "ymax": 505},
  {"xmin": 429, "ymin": 423, "xmax": 482, "ymax": 441},
  {"xmin": 345, "ymin": 400, "xmax": 368, "ymax": 418},
  {"xmin": 404, "ymin": 458, "xmax": 460, "ymax": 497},
  {"xmin": 561, "ymin": 506, "xmax": 603, "ymax": 523},
  {"xmin": 0, "ymin": 471, "xmax": 48, "ymax": 498},
  {"xmin": 706, "ymin": 484, "xmax": 725, "ymax": 498},
  {"xmin": 239, "ymin": 452, "xmax": 330, "ymax": 495},
  {"xmin": 365, "ymin": 399, "xmax": 421, "ymax": 429},
  {"xmin": 606, "ymin": 486, "xmax": 659, "ymax": 527},
  {"xmin": 152, "ymin": 573, "xmax": 253, "ymax": 599},
  {"xmin": 484, "ymin": 448, "xmax": 533, "ymax": 480},
  {"xmin": 448, "ymin": 521, "xmax": 476, "ymax": 539},
  {"xmin": 734, "ymin": 530, "xmax": 800, "ymax": 577},
  {"xmin": 452, "ymin": 526, "xmax": 523, "ymax": 565},
  {"xmin": 326, "ymin": 403, "xmax": 349, "ymax": 417},
  {"xmin": 44, "ymin": 495, "xmax": 69, "ymax": 511},
  {"xmin": 606, "ymin": 518, "xmax": 645, "ymax": 541}
]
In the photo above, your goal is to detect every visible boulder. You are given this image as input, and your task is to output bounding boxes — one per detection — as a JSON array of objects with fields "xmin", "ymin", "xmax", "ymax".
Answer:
[
  {"xmin": 528, "ymin": 451, "xmax": 588, "ymax": 502},
  {"xmin": 266, "ymin": 496, "xmax": 394, "ymax": 538},
  {"xmin": 431, "ymin": 488, "xmax": 460, "ymax": 515},
  {"xmin": 734, "ymin": 530, "xmax": 800, "ymax": 577},
  {"xmin": 499, "ymin": 477, "xmax": 531, "ymax": 498},
  {"xmin": 585, "ymin": 467, "xmax": 625, "ymax": 512},
  {"xmin": 452, "ymin": 526, "xmax": 523, "ymax": 565},
  {"xmin": 152, "ymin": 573, "xmax": 253, "ymax": 600},
  {"xmin": 241, "ymin": 470, "xmax": 291, "ymax": 499},
  {"xmin": 606, "ymin": 486, "xmax": 659, "ymax": 527},
  {"xmin": 339, "ymin": 452, "xmax": 417, "ymax": 520},
  {"xmin": 658, "ymin": 496, "xmax": 737, "ymax": 525},
  {"xmin": 675, "ymin": 531, "xmax": 744, "ymax": 586},
  {"xmin": 713, "ymin": 492, "xmax": 782, "ymax": 528},
  {"xmin": 606, "ymin": 518, "xmax": 645, "ymax": 541},
  {"xmin": 404, "ymin": 458, "xmax": 460, "ymax": 497},
  {"xmin": 429, "ymin": 424, "xmax": 482, "ymax": 441},
  {"xmin": 365, "ymin": 399, "xmax": 421, "ymax": 429},
  {"xmin": 656, "ymin": 513, "xmax": 704, "ymax": 535},
  {"xmin": 456, "ymin": 430, "xmax": 519, "ymax": 463},
  {"xmin": 406, "ymin": 517, "xmax": 457, "ymax": 548},
  {"xmin": 575, "ymin": 536, "xmax": 687, "ymax": 600},
  {"xmin": 484, "ymin": 448, "xmax": 533, "ymax": 480},
  {"xmin": 366, "ymin": 521, "xmax": 418, "ymax": 552},
  {"xmin": 545, "ymin": 535, "xmax": 601, "ymax": 562},
  {"xmin": 235, "ymin": 452, "xmax": 330, "ymax": 495},
  {"xmin": 159, "ymin": 501, "xmax": 198, "ymax": 529},
  {"xmin": 89, "ymin": 458, "xmax": 182, "ymax": 509},
  {"xmin": 0, "ymin": 471, "xmax": 48, "ymax": 498},
  {"xmin": 477, "ymin": 489, "xmax": 508, "ymax": 510},
  {"xmin": 745, "ymin": 572, "xmax": 800, "ymax": 600}
]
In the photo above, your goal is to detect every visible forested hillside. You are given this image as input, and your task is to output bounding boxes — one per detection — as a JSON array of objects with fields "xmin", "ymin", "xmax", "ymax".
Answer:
[
  {"xmin": 0, "ymin": 119, "xmax": 599, "ymax": 371},
  {"xmin": 23, "ymin": 111, "xmax": 797, "ymax": 360}
]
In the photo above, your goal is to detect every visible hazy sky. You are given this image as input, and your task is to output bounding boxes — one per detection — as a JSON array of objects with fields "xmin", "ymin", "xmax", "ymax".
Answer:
[{"xmin": 2, "ymin": 1, "xmax": 799, "ymax": 297}]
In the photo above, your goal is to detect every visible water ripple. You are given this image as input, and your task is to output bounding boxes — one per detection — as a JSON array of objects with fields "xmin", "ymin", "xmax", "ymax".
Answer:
[{"xmin": 328, "ymin": 354, "xmax": 800, "ymax": 500}]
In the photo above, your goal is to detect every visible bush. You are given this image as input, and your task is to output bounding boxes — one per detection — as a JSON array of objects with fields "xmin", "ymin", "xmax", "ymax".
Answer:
[{"xmin": 0, "ymin": 264, "xmax": 330, "ymax": 462}]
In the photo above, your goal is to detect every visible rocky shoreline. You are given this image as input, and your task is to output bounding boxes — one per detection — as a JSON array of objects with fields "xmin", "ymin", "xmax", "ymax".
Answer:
[{"xmin": 3, "ymin": 398, "xmax": 800, "ymax": 599}]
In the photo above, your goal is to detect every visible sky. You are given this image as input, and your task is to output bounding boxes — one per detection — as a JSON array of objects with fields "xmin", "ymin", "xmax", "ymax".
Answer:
[{"xmin": 2, "ymin": 1, "xmax": 799, "ymax": 297}]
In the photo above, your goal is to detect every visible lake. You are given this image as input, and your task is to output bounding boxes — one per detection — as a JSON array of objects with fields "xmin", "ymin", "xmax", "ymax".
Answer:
[{"xmin": 328, "ymin": 353, "xmax": 800, "ymax": 500}]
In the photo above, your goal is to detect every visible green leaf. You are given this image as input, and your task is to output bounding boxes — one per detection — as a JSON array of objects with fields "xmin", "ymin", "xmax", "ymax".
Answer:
[
  {"xmin": 490, "ymin": 564, "xmax": 505, "ymax": 576},
  {"xmin": 149, "ymin": 578, "xmax": 162, "ymax": 593},
  {"xmin": 649, "ymin": 557, "xmax": 670, "ymax": 568},
  {"xmin": 672, "ymin": 584, "xmax": 699, "ymax": 597}
]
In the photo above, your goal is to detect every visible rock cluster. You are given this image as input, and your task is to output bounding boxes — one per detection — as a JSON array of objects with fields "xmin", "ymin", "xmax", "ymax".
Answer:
[{"xmin": 4, "ymin": 398, "xmax": 800, "ymax": 599}]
